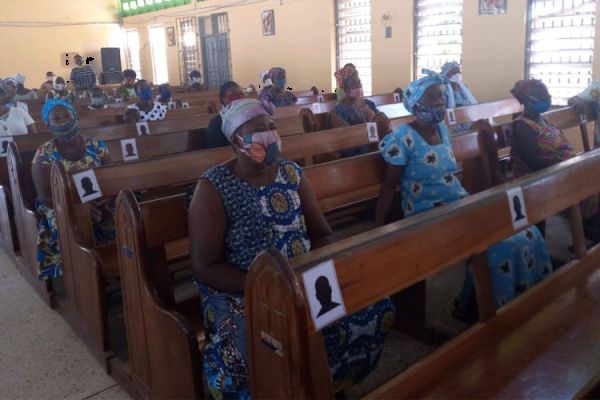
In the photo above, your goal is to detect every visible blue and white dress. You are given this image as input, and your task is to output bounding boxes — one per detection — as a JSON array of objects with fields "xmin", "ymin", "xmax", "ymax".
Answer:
[
  {"xmin": 190, "ymin": 160, "xmax": 396, "ymax": 399},
  {"xmin": 379, "ymin": 123, "xmax": 553, "ymax": 309}
]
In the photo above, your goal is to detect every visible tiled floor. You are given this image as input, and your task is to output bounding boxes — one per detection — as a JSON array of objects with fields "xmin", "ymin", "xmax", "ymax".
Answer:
[{"xmin": 0, "ymin": 249, "xmax": 131, "ymax": 400}]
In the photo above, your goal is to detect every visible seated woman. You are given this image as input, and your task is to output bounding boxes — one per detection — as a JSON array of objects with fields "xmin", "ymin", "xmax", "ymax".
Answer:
[
  {"xmin": 0, "ymin": 80, "xmax": 37, "ymax": 135},
  {"xmin": 46, "ymin": 77, "xmax": 75, "ymax": 104},
  {"xmin": 39, "ymin": 71, "xmax": 55, "ymax": 95},
  {"xmin": 31, "ymin": 99, "xmax": 113, "ymax": 280},
  {"xmin": 126, "ymin": 80, "xmax": 167, "ymax": 122},
  {"xmin": 569, "ymin": 81, "xmax": 600, "ymax": 147},
  {"xmin": 205, "ymin": 81, "xmax": 246, "ymax": 149},
  {"xmin": 157, "ymin": 83, "xmax": 182, "ymax": 109},
  {"xmin": 118, "ymin": 69, "xmax": 138, "ymax": 100},
  {"xmin": 438, "ymin": 61, "xmax": 477, "ymax": 133},
  {"xmin": 87, "ymin": 87, "xmax": 108, "ymax": 110},
  {"xmin": 259, "ymin": 67, "xmax": 297, "ymax": 107},
  {"xmin": 375, "ymin": 74, "xmax": 553, "ymax": 323},
  {"xmin": 4, "ymin": 78, "xmax": 31, "ymax": 113},
  {"xmin": 187, "ymin": 98, "xmax": 395, "ymax": 398},
  {"xmin": 188, "ymin": 70, "xmax": 206, "ymax": 92},
  {"xmin": 13, "ymin": 73, "xmax": 38, "ymax": 101},
  {"xmin": 329, "ymin": 64, "xmax": 379, "ymax": 157},
  {"xmin": 511, "ymin": 78, "xmax": 600, "ymax": 239}
]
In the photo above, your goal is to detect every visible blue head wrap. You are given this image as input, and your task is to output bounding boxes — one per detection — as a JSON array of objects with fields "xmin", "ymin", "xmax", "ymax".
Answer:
[
  {"xmin": 441, "ymin": 61, "xmax": 461, "ymax": 80},
  {"xmin": 403, "ymin": 72, "xmax": 445, "ymax": 114},
  {"xmin": 42, "ymin": 98, "xmax": 77, "ymax": 126}
]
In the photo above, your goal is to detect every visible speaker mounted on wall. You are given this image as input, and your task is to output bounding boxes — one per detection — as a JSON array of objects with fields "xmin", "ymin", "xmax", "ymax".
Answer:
[{"xmin": 101, "ymin": 48, "xmax": 122, "ymax": 73}]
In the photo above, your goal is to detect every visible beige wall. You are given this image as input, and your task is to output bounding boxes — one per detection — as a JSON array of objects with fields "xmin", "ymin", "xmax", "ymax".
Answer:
[
  {"xmin": 124, "ymin": 0, "xmax": 335, "ymax": 91},
  {"xmin": 462, "ymin": 0, "xmax": 528, "ymax": 102},
  {"xmin": 371, "ymin": 0, "xmax": 414, "ymax": 94},
  {"xmin": 0, "ymin": 0, "xmax": 121, "ymax": 88}
]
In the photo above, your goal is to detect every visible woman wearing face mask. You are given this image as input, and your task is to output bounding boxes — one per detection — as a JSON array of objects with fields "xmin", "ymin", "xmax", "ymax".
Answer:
[
  {"xmin": 46, "ymin": 77, "xmax": 75, "ymax": 104},
  {"xmin": 87, "ymin": 87, "xmax": 108, "ymax": 110},
  {"xmin": 0, "ymin": 80, "xmax": 37, "ymax": 135},
  {"xmin": 13, "ymin": 73, "xmax": 38, "ymax": 101},
  {"xmin": 187, "ymin": 98, "xmax": 395, "ymax": 399},
  {"xmin": 126, "ymin": 80, "xmax": 167, "ymax": 122},
  {"xmin": 119, "ymin": 69, "xmax": 138, "ymax": 100},
  {"xmin": 205, "ymin": 81, "xmax": 246, "ymax": 149},
  {"xmin": 376, "ymin": 75, "xmax": 553, "ymax": 323},
  {"xmin": 258, "ymin": 67, "xmax": 297, "ymax": 107},
  {"xmin": 32, "ymin": 99, "xmax": 113, "ymax": 280},
  {"xmin": 189, "ymin": 70, "xmax": 206, "ymax": 92},
  {"xmin": 328, "ymin": 64, "xmax": 379, "ymax": 157},
  {"xmin": 157, "ymin": 83, "xmax": 182, "ymax": 109},
  {"xmin": 438, "ymin": 61, "xmax": 477, "ymax": 133}
]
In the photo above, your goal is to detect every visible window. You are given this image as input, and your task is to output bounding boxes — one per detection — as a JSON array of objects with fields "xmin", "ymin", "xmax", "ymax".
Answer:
[
  {"xmin": 526, "ymin": 0, "xmax": 597, "ymax": 105},
  {"xmin": 124, "ymin": 29, "xmax": 142, "ymax": 79},
  {"xmin": 414, "ymin": 0, "xmax": 464, "ymax": 78},
  {"xmin": 177, "ymin": 17, "xmax": 200, "ymax": 84},
  {"xmin": 118, "ymin": 0, "xmax": 193, "ymax": 17},
  {"xmin": 149, "ymin": 25, "xmax": 169, "ymax": 84},
  {"xmin": 336, "ymin": 0, "xmax": 372, "ymax": 95}
]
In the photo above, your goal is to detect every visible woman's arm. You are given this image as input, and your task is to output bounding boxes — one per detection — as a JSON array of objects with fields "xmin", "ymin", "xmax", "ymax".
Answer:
[
  {"xmin": 31, "ymin": 163, "xmax": 53, "ymax": 207},
  {"xmin": 513, "ymin": 121, "xmax": 559, "ymax": 171},
  {"xmin": 375, "ymin": 164, "xmax": 404, "ymax": 226},
  {"xmin": 297, "ymin": 175, "xmax": 334, "ymax": 249},
  {"xmin": 188, "ymin": 179, "xmax": 247, "ymax": 294}
]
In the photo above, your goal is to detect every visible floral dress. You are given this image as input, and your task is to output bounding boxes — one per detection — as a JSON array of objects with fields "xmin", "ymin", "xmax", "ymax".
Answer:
[
  {"xmin": 188, "ymin": 160, "xmax": 395, "ymax": 399},
  {"xmin": 512, "ymin": 116, "xmax": 598, "ymax": 218},
  {"xmin": 259, "ymin": 86, "xmax": 297, "ymax": 107},
  {"xmin": 33, "ymin": 138, "xmax": 111, "ymax": 280},
  {"xmin": 379, "ymin": 123, "xmax": 553, "ymax": 309}
]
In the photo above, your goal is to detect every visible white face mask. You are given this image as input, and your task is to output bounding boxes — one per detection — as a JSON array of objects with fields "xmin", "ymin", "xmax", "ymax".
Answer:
[
  {"xmin": 191, "ymin": 77, "xmax": 201, "ymax": 83},
  {"xmin": 55, "ymin": 84, "xmax": 65, "ymax": 91},
  {"xmin": 449, "ymin": 73, "xmax": 463, "ymax": 84}
]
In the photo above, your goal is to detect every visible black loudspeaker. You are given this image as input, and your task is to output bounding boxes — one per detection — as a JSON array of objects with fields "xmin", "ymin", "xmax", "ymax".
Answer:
[
  {"xmin": 101, "ymin": 71, "xmax": 123, "ymax": 84},
  {"xmin": 101, "ymin": 47, "xmax": 122, "ymax": 72}
]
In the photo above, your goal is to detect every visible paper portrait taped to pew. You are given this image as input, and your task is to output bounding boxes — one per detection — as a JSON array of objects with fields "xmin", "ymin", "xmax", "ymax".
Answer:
[
  {"xmin": 0, "ymin": 136, "xmax": 13, "ymax": 157},
  {"xmin": 168, "ymin": 100, "xmax": 176, "ymax": 110},
  {"xmin": 121, "ymin": 139, "xmax": 139, "ymax": 162},
  {"xmin": 580, "ymin": 112, "xmax": 588, "ymax": 125},
  {"xmin": 317, "ymin": 95, "xmax": 325, "ymax": 103},
  {"xmin": 446, "ymin": 109, "xmax": 457, "ymax": 126},
  {"xmin": 393, "ymin": 92, "xmax": 401, "ymax": 103},
  {"xmin": 72, "ymin": 169, "xmax": 103, "ymax": 203},
  {"xmin": 312, "ymin": 103, "xmax": 321, "ymax": 114},
  {"xmin": 182, "ymin": 102, "xmax": 190, "ymax": 109},
  {"xmin": 367, "ymin": 122, "xmax": 379, "ymax": 143},
  {"xmin": 136, "ymin": 122, "xmax": 150, "ymax": 137},
  {"xmin": 302, "ymin": 259, "xmax": 346, "ymax": 330},
  {"xmin": 506, "ymin": 186, "xmax": 529, "ymax": 230}
]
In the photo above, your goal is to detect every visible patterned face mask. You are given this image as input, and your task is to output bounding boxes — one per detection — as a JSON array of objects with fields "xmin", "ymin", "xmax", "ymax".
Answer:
[
  {"xmin": 236, "ymin": 130, "xmax": 281, "ymax": 165},
  {"xmin": 414, "ymin": 102, "xmax": 446, "ymax": 124},
  {"xmin": 347, "ymin": 87, "xmax": 364, "ymax": 99}
]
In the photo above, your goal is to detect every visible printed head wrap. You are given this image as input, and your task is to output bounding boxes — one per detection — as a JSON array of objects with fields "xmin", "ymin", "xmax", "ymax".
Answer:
[{"xmin": 220, "ymin": 98, "xmax": 274, "ymax": 141}]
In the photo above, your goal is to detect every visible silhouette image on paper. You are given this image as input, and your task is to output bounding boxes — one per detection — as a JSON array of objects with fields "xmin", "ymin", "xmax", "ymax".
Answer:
[
  {"xmin": 513, "ymin": 195, "xmax": 525, "ymax": 221},
  {"xmin": 140, "ymin": 124, "xmax": 148, "ymax": 136},
  {"xmin": 81, "ymin": 177, "xmax": 98, "ymax": 197},
  {"xmin": 315, "ymin": 276, "xmax": 340, "ymax": 317},
  {"xmin": 369, "ymin": 125, "xmax": 377, "ymax": 139},
  {"xmin": 125, "ymin": 143, "xmax": 137, "ymax": 157}
]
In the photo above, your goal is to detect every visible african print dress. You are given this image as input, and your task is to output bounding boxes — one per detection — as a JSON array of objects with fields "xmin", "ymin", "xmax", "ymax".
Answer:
[
  {"xmin": 195, "ymin": 160, "xmax": 395, "ymax": 399},
  {"xmin": 512, "ymin": 116, "xmax": 598, "ymax": 218},
  {"xmin": 379, "ymin": 123, "xmax": 553, "ymax": 309},
  {"xmin": 258, "ymin": 86, "xmax": 297, "ymax": 107},
  {"xmin": 33, "ymin": 138, "xmax": 111, "ymax": 280}
]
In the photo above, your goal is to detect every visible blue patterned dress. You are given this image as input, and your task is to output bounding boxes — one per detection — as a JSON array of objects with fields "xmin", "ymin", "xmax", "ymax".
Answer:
[
  {"xmin": 379, "ymin": 123, "xmax": 553, "ymax": 309},
  {"xmin": 190, "ymin": 160, "xmax": 395, "ymax": 399},
  {"xmin": 33, "ymin": 138, "xmax": 112, "ymax": 280}
]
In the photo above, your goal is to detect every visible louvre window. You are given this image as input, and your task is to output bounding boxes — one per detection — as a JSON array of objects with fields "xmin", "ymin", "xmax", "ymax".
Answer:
[
  {"xmin": 336, "ymin": 0, "xmax": 372, "ymax": 95},
  {"xmin": 177, "ymin": 17, "xmax": 200, "ymax": 84},
  {"xmin": 415, "ymin": 0, "xmax": 464, "ymax": 78},
  {"xmin": 526, "ymin": 0, "xmax": 597, "ymax": 105},
  {"xmin": 118, "ymin": 0, "xmax": 193, "ymax": 17}
]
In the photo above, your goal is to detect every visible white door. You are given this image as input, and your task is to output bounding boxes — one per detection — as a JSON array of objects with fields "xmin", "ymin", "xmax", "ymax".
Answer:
[{"xmin": 149, "ymin": 24, "xmax": 169, "ymax": 84}]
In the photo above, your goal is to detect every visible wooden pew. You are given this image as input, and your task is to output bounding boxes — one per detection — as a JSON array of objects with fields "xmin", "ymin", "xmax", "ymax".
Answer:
[
  {"xmin": 45, "ymin": 121, "xmax": 393, "ymax": 364},
  {"xmin": 111, "ymin": 126, "xmax": 496, "ymax": 399},
  {"xmin": 245, "ymin": 149, "xmax": 600, "ymax": 399}
]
